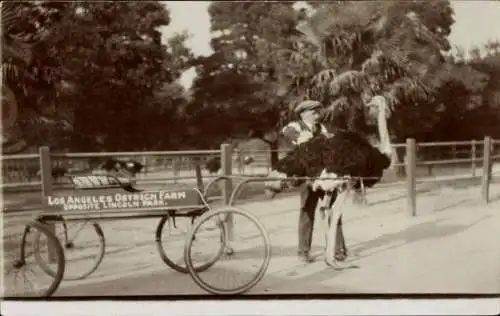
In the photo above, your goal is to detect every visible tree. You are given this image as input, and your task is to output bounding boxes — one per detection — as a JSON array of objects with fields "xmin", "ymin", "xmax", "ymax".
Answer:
[
  {"xmin": 188, "ymin": 2, "xmax": 301, "ymax": 166},
  {"xmin": 276, "ymin": 1, "xmax": 453, "ymax": 117},
  {"xmin": 2, "ymin": 1, "xmax": 74, "ymax": 153},
  {"xmin": 484, "ymin": 39, "xmax": 500, "ymax": 57},
  {"xmin": 54, "ymin": 2, "xmax": 186, "ymax": 151},
  {"xmin": 2, "ymin": 2, "xmax": 194, "ymax": 153},
  {"xmin": 263, "ymin": 1, "xmax": 457, "ymax": 174},
  {"xmin": 468, "ymin": 50, "xmax": 500, "ymax": 138}
]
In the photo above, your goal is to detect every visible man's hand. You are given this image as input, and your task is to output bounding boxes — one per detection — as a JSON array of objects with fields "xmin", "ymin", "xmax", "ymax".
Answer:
[
  {"xmin": 296, "ymin": 131, "xmax": 313, "ymax": 145},
  {"xmin": 324, "ymin": 131, "xmax": 335, "ymax": 138}
]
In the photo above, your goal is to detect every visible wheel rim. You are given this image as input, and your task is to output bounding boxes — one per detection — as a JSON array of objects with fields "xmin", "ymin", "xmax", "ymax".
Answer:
[
  {"xmin": 2, "ymin": 221, "xmax": 65, "ymax": 297},
  {"xmin": 156, "ymin": 214, "xmax": 226, "ymax": 274},
  {"xmin": 184, "ymin": 207, "xmax": 271, "ymax": 295},
  {"xmin": 34, "ymin": 220, "xmax": 105, "ymax": 281}
]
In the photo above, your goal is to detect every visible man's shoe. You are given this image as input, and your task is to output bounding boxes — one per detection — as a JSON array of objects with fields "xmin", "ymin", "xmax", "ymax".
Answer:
[{"xmin": 298, "ymin": 253, "xmax": 315, "ymax": 263}]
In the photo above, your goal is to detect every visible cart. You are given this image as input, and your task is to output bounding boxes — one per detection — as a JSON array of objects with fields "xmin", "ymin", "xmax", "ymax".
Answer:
[{"xmin": 2, "ymin": 174, "xmax": 271, "ymax": 297}]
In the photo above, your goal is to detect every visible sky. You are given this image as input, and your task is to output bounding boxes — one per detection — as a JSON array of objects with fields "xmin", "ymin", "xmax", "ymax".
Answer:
[{"xmin": 161, "ymin": 1, "xmax": 500, "ymax": 89}]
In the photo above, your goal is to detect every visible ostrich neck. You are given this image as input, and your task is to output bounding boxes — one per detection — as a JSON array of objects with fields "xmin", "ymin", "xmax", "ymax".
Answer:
[{"xmin": 377, "ymin": 108, "xmax": 392, "ymax": 157}]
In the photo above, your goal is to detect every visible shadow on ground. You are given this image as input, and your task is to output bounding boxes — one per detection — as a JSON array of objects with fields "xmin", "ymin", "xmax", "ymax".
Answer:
[{"xmin": 349, "ymin": 214, "xmax": 491, "ymax": 256}]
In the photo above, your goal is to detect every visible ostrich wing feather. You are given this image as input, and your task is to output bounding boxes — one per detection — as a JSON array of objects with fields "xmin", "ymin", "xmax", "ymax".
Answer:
[{"xmin": 275, "ymin": 133, "xmax": 391, "ymax": 190}]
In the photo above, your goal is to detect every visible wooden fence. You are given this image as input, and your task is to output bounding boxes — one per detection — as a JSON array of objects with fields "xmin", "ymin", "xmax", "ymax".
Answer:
[
  {"xmin": 400, "ymin": 136, "xmax": 498, "ymax": 216},
  {"xmin": 1, "ymin": 137, "xmax": 499, "ymax": 217}
]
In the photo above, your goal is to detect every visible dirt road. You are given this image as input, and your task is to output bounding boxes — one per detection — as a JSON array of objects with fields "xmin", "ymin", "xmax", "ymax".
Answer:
[{"xmin": 44, "ymin": 182, "xmax": 500, "ymax": 296}]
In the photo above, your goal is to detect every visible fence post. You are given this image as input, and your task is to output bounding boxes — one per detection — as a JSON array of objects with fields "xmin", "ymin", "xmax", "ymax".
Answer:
[
  {"xmin": 141, "ymin": 155, "xmax": 147, "ymax": 174},
  {"xmin": 406, "ymin": 138, "xmax": 417, "ymax": 216},
  {"xmin": 172, "ymin": 158, "xmax": 179, "ymax": 184},
  {"xmin": 489, "ymin": 141, "xmax": 494, "ymax": 181},
  {"xmin": 39, "ymin": 146, "xmax": 57, "ymax": 263},
  {"xmin": 481, "ymin": 136, "xmax": 492, "ymax": 204},
  {"xmin": 471, "ymin": 139, "xmax": 476, "ymax": 177},
  {"xmin": 221, "ymin": 143, "xmax": 234, "ymax": 241},
  {"xmin": 39, "ymin": 146, "xmax": 53, "ymax": 196}
]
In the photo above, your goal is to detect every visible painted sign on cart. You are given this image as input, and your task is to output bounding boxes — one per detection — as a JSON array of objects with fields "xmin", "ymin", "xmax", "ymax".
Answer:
[{"xmin": 46, "ymin": 189, "xmax": 204, "ymax": 211}]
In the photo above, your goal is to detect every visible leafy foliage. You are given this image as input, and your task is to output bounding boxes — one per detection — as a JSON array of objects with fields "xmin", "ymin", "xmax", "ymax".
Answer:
[
  {"xmin": 272, "ymin": 0, "xmax": 455, "ymax": 137},
  {"xmin": 189, "ymin": 2, "xmax": 300, "ymax": 138},
  {"xmin": 2, "ymin": 1, "xmax": 75, "ymax": 153},
  {"xmin": 184, "ymin": 2, "xmax": 304, "ymax": 165},
  {"xmin": 2, "ymin": 2, "xmax": 193, "ymax": 152}
]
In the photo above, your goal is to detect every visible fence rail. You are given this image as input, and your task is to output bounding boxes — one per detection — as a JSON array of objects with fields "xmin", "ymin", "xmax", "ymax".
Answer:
[
  {"xmin": 50, "ymin": 149, "xmax": 220, "ymax": 158},
  {"xmin": 1, "ymin": 137, "xmax": 499, "ymax": 217}
]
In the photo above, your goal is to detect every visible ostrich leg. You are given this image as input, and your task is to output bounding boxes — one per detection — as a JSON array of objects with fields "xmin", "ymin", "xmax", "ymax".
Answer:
[
  {"xmin": 324, "ymin": 189, "xmax": 350, "ymax": 268},
  {"xmin": 335, "ymin": 215, "xmax": 347, "ymax": 260},
  {"xmin": 318, "ymin": 191, "xmax": 336, "ymax": 255},
  {"xmin": 318, "ymin": 194, "xmax": 347, "ymax": 261}
]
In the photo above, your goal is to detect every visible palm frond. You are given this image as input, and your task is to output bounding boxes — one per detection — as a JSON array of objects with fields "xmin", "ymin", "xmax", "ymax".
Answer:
[
  {"xmin": 295, "ymin": 21, "xmax": 322, "ymax": 48},
  {"xmin": 308, "ymin": 1, "xmax": 387, "ymax": 37},
  {"xmin": 322, "ymin": 95, "xmax": 349, "ymax": 121},
  {"xmin": 310, "ymin": 68, "xmax": 337, "ymax": 89},
  {"xmin": 1, "ymin": 2, "xmax": 20, "ymax": 31},
  {"xmin": 384, "ymin": 76, "xmax": 430, "ymax": 106},
  {"xmin": 328, "ymin": 70, "xmax": 368, "ymax": 96}
]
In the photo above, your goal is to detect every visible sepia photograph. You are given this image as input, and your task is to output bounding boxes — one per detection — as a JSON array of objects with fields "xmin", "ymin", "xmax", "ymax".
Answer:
[{"xmin": 1, "ymin": 0, "xmax": 500, "ymax": 314}]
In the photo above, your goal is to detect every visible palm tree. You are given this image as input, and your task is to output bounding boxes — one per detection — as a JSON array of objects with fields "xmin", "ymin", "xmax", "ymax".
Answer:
[
  {"xmin": 273, "ymin": 1, "xmax": 451, "ymax": 130},
  {"xmin": 265, "ymin": 1, "xmax": 455, "ymax": 266}
]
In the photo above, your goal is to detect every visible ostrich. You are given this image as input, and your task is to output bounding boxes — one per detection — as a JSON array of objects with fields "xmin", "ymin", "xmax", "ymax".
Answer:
[
  {"xmin": 205, "ymin": 155, "xmax": 255, "ymax": 175},
  {"xmin": 96, "ymin": 158, "xmax": 144, "ymax": 177},
  {"xmin": 205, "ymin": 156, "xmax": 221, "ymax": 175},
  {"xmin": 264, "ymin": 95, "xmax": 393, "ymax": 268}
]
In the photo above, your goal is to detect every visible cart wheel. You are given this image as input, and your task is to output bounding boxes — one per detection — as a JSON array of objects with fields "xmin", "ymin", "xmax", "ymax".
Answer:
[
  {"xmin": 2, "ymin": 220, "xmax": 65, "ymax": 297},
  {"xmin": 33, "ymin": 216, "xmax": 105, "ymax": 280},
  {"xmin": 184, "ymin": 207, "xmax": 271, "ymax": 295},
  {"xmin": 156, "ymin": 212, "xmax": 226, "ymax": 274}
]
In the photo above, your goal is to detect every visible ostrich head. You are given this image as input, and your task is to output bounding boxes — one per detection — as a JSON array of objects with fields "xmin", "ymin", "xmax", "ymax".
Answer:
[
  {"xmin": 98, "ymin": 158, "xmax": 143, "ymax": 176},
  {"xmin": 365, "ymin": 95, "xmax": 393, "ymax": 159},
  {"xmin": 124, "ymin": 160, "xmax": 144, "ymax": 175}
]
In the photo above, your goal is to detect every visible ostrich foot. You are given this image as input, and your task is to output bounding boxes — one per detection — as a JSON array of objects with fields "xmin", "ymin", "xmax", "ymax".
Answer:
[
  {"xmin": 325, "ymin": 238, "xmax": 352, "ymax": 268},
  {"xmin": 324, "ymin": 257, "xmax": 358, "ymax": 270},
  {"xmin": 323, "ymin": 189, "xmax": 355, "ymax": 269},
  {"xmin": 335, "ymin": 248, "xmax": 348, "ymax": 262},
  {"xmin": 325, "ymin": 246, "xmax": 358, "ymax": 270}
]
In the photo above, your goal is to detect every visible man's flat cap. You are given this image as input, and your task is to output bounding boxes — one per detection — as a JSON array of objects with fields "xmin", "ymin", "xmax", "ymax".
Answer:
[{"xmin": 294, "ymin": 100, "xmax": 321, "ymax": 114}]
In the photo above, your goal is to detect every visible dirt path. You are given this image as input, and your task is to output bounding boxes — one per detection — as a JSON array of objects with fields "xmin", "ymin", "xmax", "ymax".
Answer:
[{"xmin": 41, "ymin": 182, "xmax": 500, "ymax": 296}]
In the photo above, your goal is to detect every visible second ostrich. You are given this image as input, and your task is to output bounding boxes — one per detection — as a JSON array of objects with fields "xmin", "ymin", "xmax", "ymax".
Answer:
[{"xmin": 264, "ymin": 96, "xmax": 393, "ymax": 267}]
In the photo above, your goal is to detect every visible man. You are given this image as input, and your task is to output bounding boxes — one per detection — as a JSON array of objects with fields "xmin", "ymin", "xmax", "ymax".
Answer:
[{"xmin": 281, "ymin": 99, "xmax": 333, "ymax": 263}]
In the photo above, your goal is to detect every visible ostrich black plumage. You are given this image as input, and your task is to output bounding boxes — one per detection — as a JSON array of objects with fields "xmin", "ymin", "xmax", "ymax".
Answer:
[
  {"xmin": 205, "ymin": 157, "xmax": 221, "ymax": 174},
  {"xmin": 205, "ymin": 155, "xmax": 254, "ymax": 174},
  {"xmin": 265, "ymin": 95, "xmax": 393, "ymax": 267},
  {"xmin": 99, "ymin": 158, "xmax": 144, "ymax": 176},
  {"xmin": 273, "ymin": 131, "xmax": 390, "ymax": 190}
]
